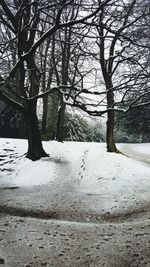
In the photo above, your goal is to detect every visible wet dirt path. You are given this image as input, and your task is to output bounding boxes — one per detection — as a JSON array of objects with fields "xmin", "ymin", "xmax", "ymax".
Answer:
[{"xmin": 0, "ymin": 214, "xmax": 150, "ymax": 267}]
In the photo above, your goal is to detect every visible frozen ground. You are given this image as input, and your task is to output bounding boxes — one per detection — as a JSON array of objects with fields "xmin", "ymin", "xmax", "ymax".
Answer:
[
  {"xmin": 118, "ymin": 143, "xmax": 150, "ymax": 165},
  {"xmin": 0, "ymin": 139, "xmax": 150, "ymax": 217},
  {"xmin": 0, "ymin": 138, "xmax": 150, "ymax": 266}
]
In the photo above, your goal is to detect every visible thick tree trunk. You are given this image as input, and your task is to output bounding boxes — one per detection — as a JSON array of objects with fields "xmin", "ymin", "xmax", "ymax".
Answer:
[
  {"xmin": 106, "ymin": 110, "xmax": 117, "ymax": 152},
  {"xmin": 56, "ymin": 101, "xmax": 65, "ymax": 142},
  {"xmin": 24, "ymin": 103, "xmax": 48, "ymax": 161},
  {"xmin": 23, "ymin": 56, "xmax": 48, "ymax": 160}
]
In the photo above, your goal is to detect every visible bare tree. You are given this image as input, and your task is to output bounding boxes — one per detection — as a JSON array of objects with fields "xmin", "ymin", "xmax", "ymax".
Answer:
[
  {"xmin": 62, "ymin": 0, "xmax": 150, "ymax": 151},
  {"xmin": 0, "ymin": 0, "xmax": 111, "ymax": 160}
]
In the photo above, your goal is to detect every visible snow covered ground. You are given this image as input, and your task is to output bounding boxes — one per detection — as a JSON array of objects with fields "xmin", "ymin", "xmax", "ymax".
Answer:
[
  {"xmin": 0, "ymin": 138, "xmax": 150, "ymax": 266},
  {"xmin": 0, "ymin": 138, "xmax": 150, "ymax": 219},
  {"xmin": 118, "ymin": 143, "xmax": 150, "ymax": 164}
]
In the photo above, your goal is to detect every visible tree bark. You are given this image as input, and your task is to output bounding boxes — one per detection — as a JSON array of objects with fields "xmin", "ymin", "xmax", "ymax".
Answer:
[
  {"xmin": 56, "ymin": 100, "xmax": 65, "ymax": 142},
  {"xmin": 23, "ymin": 56, "xmax": 48, "ymax": 160},
  {"xmin": 41, "ymin": 96, "xmax": 48, "ymax": 137},
  {"xmin": 106, "ymin": 110, "xmax": 117, "ymax": 152},
  {"xmin": 106, "ymin": 82, "xmax": 118, "ymax": 152},
  {"xmin": 24, "ymin": 102, "xmax": 48, "ymax": 161}
]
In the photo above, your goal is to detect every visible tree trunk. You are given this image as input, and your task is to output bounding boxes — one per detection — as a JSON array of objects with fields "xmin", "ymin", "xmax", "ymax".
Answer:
[
  {"xmin": 41, "ymin": 96, "xmax": 48, "ymax": 137},
  {"xmin": 56, "ymin": 100, "xmax": 65, "ymax": 142},
  {"xmin": 106, "ymin": 109, "xmax": 117, "ymax": 152},
  {"xmin": 106, "ymin": 83, "xmax": 118, "ymax": 153},
  {"xmin": 24, "ymin": 56, "xmax": 48, "ymax": 160},
  {"xmin": 24, "ymin": 102, "xmax": 48, "ymax": 161}
]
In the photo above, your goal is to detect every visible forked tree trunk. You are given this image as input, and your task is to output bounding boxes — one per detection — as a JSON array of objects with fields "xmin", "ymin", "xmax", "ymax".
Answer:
[{"xmin": 24, "ymin": 103, "xmax": 48, "ymax": 160}]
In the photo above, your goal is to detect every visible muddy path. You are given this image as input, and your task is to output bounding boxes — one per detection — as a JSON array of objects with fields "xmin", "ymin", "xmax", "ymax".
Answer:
[{"xmin": 0, "ymin": 213, "xmax": 150, "ymax": 267}]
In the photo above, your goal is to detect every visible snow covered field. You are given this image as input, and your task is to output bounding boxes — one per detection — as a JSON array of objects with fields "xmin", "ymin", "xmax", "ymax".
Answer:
[
  {"xmin": 0, "ymin": 138, "xmax": 150, "ymax": 266},
  {"xmin": 0, "ymin": 138, "xmax": 150, "ymax": 219}
]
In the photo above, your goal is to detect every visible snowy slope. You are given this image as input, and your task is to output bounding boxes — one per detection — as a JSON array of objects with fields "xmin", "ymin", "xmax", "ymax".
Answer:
[
  {"xmin": 0, "ymin": 138, "xmax": 150, "ymax": 217},
  {"xmin": 118, "ymin": 143, "xmax": 150, "ymax": 164}
]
